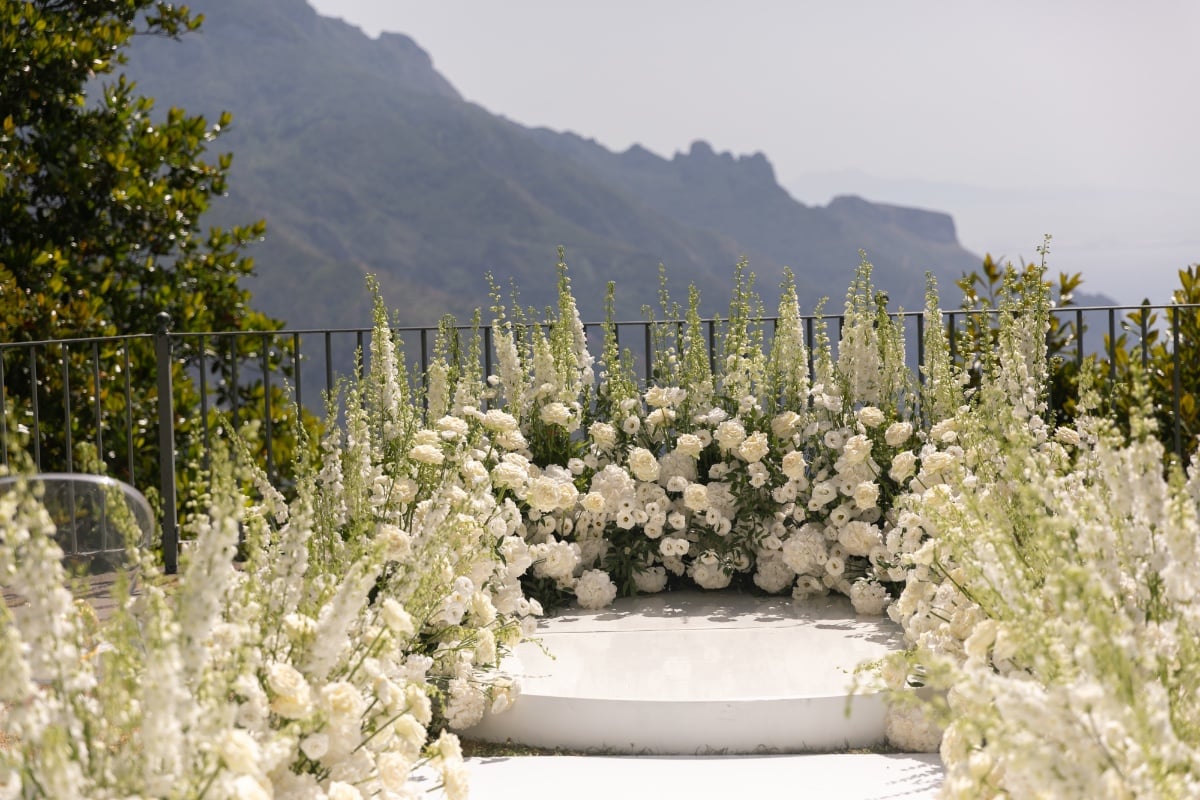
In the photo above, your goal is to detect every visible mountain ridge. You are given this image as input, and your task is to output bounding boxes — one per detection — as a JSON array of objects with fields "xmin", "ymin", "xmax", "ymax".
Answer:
[{"xmin": 122, "ymin": 0, "xmax": 986, "ymax": 328}]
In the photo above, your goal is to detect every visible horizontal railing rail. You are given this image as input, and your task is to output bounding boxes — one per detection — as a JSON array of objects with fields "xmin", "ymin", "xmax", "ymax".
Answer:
[{"xmin": 3, "ymin": 302, "xmax": 1197, "ymax": 573}]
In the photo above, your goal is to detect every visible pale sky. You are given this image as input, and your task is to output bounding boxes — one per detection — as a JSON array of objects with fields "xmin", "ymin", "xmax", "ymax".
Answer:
[{"xmin": 307, "ymin": 1, "xmax": 1200, "ymax": 304}]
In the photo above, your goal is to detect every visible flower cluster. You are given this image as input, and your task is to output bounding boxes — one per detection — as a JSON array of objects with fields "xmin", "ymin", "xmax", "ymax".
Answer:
[{"xmin": 0, "ymin": 289, "xmax": 543, "ymax": 798}]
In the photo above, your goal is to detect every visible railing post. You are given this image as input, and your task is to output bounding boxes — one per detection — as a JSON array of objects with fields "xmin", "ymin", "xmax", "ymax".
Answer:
[{"xmin": 155, "ymin": 313, "xmax": 179, "ymax": 575}]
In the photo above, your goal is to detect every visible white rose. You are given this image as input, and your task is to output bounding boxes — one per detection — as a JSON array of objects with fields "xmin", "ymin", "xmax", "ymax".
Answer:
[
  {"xmin": 589, "ymin": 421, "xmax": 617, "ymax": 450},
  {"xmin": 676, "ymin": 433, "xmax": 703, "ymax": 458},
  {"xmin": 526, "ymin": 475, "xmax": 564, "ymax": 513},
  {"xmin": 381, "ymin": 598, "xmax": 415, "ymax": 638},
  {"xmin": 852, "ymin": 481, "xmax": 880, "ymax": 510},
  {"xmin": 884, "ymin": 421, "xmax": 913, "ymax": 447},
  {"xmin": 889, "ymin": 451, "xmax": 917, "ymax": 482},
  {"xmin": 321, "ymin": 681, "xmax": 366, "ymax": 720},
  {"xmin": 683, "ymin": 482, "xmax": 709, "ymax": 512},
  {"xmin": 736, "ymin": 431, "xmax": 770, "ymax": 463},
  {"xmin": 328, "ymin": 782, "xmax": 364, "ymax": 800},
  {"xmin": 266, "ymin": 662, "xmax": 313, "ymax": 720},
  {"xmin": 409, "ymin": 443, "xmax": 445, "ymax": 465},
  {"xmin": 377, "ymin": 752, "xmax": 414, "ymax": 791},
  {"xmin": 219, "ymin": 729, "xmax": 262, "ymax": 775},
  {"xmin": 628, "ymin": 447, "xmax": 661, "ymax": 482},
  {"xmin": 714, "ymin": 419, "xmax": 747, "ymax": 451},
  {"xmin": 839, "ymin": 434, "xmax": 871, "ymax": 466},
  {"xmin": 580, "ymin": 491, "xmax": 607, "ymax": 514},
  {"xmin": 575, "ymin": 569, "xmax": 618, "ymax": 609},
  {"xmin": 771, "ymin": 411, "xmax": 801, "ymax": 439},
  {"xmin": 781, "ymin": 450, "xmax": 807, "ymax": 480},
  {"xmin": 856, "ymin": 406, "xmax": 885, "ymax": 428},
  {"xmin": 539, "ymin": 401, "xmax": 573, "ymax": 427}
]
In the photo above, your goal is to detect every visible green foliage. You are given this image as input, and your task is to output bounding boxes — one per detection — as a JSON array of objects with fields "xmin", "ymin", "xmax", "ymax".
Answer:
[
  {"xmin": 0, "ymin": 2, "xmax": 316, "ymax": 519},
  {"xmin": 956, "ymin": 249, "xmax": 1200, "ymax": 465}
]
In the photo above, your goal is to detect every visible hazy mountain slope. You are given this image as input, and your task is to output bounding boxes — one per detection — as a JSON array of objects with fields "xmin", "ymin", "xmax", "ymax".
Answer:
[{"xmin": 124, "ymin": 0, "xmax": 982, "ymax": 328}]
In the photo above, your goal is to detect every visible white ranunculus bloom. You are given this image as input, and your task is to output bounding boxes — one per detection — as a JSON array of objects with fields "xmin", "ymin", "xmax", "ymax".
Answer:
[{"xmin": 589, "ymin": 421, "xmax": 617, "ymax": 450}]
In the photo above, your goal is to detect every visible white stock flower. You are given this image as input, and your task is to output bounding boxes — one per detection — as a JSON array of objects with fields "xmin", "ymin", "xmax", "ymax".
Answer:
[{"xmin": 381, "ymin": 598, "xmax": 415, "ymax": 638}]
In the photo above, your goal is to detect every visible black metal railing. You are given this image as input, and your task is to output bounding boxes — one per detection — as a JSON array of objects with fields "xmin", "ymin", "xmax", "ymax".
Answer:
[{"xmin": 3, "ymin": 303, "xmax": 1197, "ymax": 573}]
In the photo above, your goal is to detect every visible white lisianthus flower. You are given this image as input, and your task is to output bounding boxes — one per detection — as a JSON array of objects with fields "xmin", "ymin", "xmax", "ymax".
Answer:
[
  {"xmin": 621, "ymin": 415, "xmax": 641, "ymax": 435},
  {"xmin": 660, "ymin": 537, "xmax": 690, "ymax": 557},
  {"xmin": 884, "ymin": 421, "xmax": 913, "ymax": 447},
  {"xmin": 409, "ymin": 443, "xmax": 445, "ymax": 465},
  {"xmin": 628, "ymin": 447, "xmax": 661, "ymax": 482},
  {"xmin": 781, "ymin": 450, "xmax": 807, "ymax": 481},
  {"xmin": 857, "ymin": 406, "xmax": 886, "ymax": 428},
  {"xmin": 266, "ymin": 662, "xmax": 313, "ymax": 719},
  {"xmin": 809, "ymin": 480, "xmax": 838, "ymax": 509},
  {"xmin": 575, "ymin": 569, "xmax": 618, "ymax": 609},
  {"xmin": 736, "ymin": 431, "xmax": 770, "ymax": 463},
  {"xmin": 747, "ymin": 462, "xmax": 770, "ymax": 488},
  {"xmin": 823, "ymin": 428, "xmax": 848, "ymax": 450},
  {"xmin": 668, "ymin": 511, "xmax": 687, "ymax": 530},
  {"xmin": 714, "ymin": 419, "xmax": 747, "ymax": 452},
  {"xmin": 889, "ymin": 451, "xmax": 917, "ymax": 482}
]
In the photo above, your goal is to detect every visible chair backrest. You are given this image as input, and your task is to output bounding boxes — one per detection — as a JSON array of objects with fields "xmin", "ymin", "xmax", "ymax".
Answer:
[{"xmin": 0, "ymin": 473, "xmax": 154, "ymax": 570}]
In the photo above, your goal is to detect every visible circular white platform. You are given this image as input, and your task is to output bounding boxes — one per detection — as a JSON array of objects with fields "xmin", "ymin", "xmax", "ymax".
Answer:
[{"xmin": 466, "ymin": 589, "xmax": 905, "ymax": 754}]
